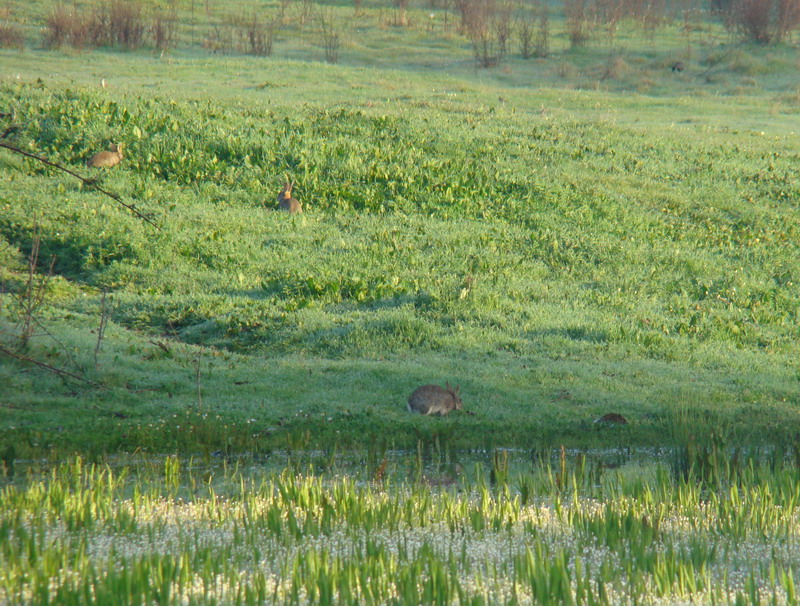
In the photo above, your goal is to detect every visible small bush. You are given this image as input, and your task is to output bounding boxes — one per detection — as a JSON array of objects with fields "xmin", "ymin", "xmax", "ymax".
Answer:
[
  {"xmin": 152, "ymin": 9, "xmax": 179, "ymax": 53},
  {"xmin": 109, "ymin": 0, "xmax": 145, "ymax": 49},
  {"xmin": 516, "ymin": 12, "xmax": 534, "ymax": 59},
  {"xmin": 725, "ymin": 0, "xmax": 800, "ymax": 43},
  {"xmin": 245, "ymin": 13, "xmax": 274, "ymax": 57},
  {"xmin": 318, "ymin": 12, "xmax": 341, "ymax": 63},
  {"xmin": 42, "ymin": 6, "xmax": 89, "ymax": 49},
  {"xmin": 461, "ymin": 0, "xmax": 505, "ymax": 67},
  {"xmin": 203, "ymin": 24, "xmax": 229, "ymax": 54},
  {"xmin": 534, "ymin": 3, "xmax": 549, "ymax": 58},
  {"xmin": 0, "ymin": 23, "xmax": 24, "ymax": 50},
  {"xmin": 564, "ymin": 0, "xmax": 590, "ymax": 47},
  {"xmin": 87, "ymin": 4, "xmax": 111, "ymax": 47},
  {"xmin": 493, "ymin": 2, "xmax": 512, "ymax": 56}
]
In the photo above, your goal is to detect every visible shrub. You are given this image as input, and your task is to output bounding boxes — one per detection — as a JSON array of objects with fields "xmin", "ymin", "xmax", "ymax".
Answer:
[
  {"xmin": 109, "ymin": 0, "xmax": 145, "ymax": 49},
  {"xmin": 0, "ymin": 23, "xmax": 24, "ymax": 50},
  {"xmin": 245, "ymin": 13, "xmax": 274, "ymax": 57},
  {"xmin": 87, "ymin": 4, "xmax": 111, "ymax": 47},
  {"xmin": 460, "ymin": 0, "xmax": 505, "ymax": 67},
  {"xmin": 564, "ymin": 0, "xmax": 590, "ymax": 47},
  {"xmin": 516, "ymin": 11, "xmax": 534, "ymax": 58},
  {"xmin": 318, "ymin": 11, "xmax": 341, "ymax": 63},
  {"xmin": 152, "ymin": 9, "xmax": 179, "ymax": 53},
  {"xmin": 534, "ymin": 2, "xmax": 549, "ymax": 58},
  {"xmin": 42, "ymin": 5, "xmax": 89, "ymax": 49},
  {"xmin": 725, "ymin": 0, "xmax": 800, "ymax": 43}
]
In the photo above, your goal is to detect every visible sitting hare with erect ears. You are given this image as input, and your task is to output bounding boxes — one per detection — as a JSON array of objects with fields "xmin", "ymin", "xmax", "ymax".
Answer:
[{"xmin": 277, "ymin": 181, "xmax": 302, "ymax": 214}]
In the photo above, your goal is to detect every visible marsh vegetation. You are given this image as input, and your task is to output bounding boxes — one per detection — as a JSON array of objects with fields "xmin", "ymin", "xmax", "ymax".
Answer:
[
  {"xmin": 1, "ymin": 1, "xmax": 799, "ymax": 601},
  {"xmin": 4, "ymin": 450, "xmax": 800, "ymax": 604}
]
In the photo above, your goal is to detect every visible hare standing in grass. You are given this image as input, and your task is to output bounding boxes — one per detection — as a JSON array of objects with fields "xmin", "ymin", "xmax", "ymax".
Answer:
[
  {"xmin": 277, "ymin": 181, "xmax": 302, "ymax": 214},
  {"xmin": 87, "ymin": 143, "xmax": 124, "ymax": 168},
  {"xmin": 407, "ymin": 383, "xmax": 463, "ymax": 416}
]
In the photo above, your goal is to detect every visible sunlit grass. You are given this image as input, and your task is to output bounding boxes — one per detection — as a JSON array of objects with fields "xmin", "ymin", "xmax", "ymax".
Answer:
[
  {"xmin": 0, "ymin": 54, "xmax": 798, "ymax": 453},
  {"xmin": 2, "ymin": 454, "xmax": 800, "ymax": 604}
]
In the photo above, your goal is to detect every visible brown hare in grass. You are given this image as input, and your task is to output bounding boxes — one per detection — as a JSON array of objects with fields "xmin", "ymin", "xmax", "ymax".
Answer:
[
  {"xmin": 407, "ymin": 383, "xmax": 463, "ymax": 416},
  {"xmin": 87, "ymin": 143, "xmax": 124, "ymax": 168},
  {"xmin": 277, "ymin": 181, "xmax": 303, "ymax": 214}
]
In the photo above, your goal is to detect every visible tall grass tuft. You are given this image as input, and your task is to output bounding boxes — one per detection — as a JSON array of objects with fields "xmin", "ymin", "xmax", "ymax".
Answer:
[{"xmin": 0, "ymin": 22, "xmax": 24, "ymax": 49}]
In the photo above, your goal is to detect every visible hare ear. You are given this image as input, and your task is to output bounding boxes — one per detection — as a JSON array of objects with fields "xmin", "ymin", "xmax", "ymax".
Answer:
[
  {"xmin": 445, "ymin": 381, "xmax": 452, "ymax": 391},
  {"xmin": 455, "ymin": 385, "xmax": 460, "ymax": 395}
]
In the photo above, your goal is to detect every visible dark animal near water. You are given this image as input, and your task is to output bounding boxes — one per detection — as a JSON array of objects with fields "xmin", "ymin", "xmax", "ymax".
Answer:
[{"xmin": 407, "ymin": 383, "xmax": 463, "ymax": 416}]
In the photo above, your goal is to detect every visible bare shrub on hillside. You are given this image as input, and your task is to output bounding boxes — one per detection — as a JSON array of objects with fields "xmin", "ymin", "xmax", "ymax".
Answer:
[
  {"xmin": 776, "ymin": 0, "xmax": 800, "ymax": 38},
  {"xmin": 639, "ymin": 0, "xmax": 666, "ymax": 37},
  {"xmin": 109, "ymin": 0, "xmax": 145, "ymax": 49},
  {"xmin": 596, "ymin": 0, "xmax": 624, "ymax": 42},
  {"xmin": 563, "ymin": 0, "xmax": 590, "ymax": 47},
  {"xmin": 203, "ymin": 23, "xmax": 230, "ymax": 53},
  {"xmin": 461, "ymin": 0, "xmax": 504, "ymax": 67},
  {"xmin": 0, "ymin": 23, "xmax": 24, "ymax": 49},
  {"xmin": 42, "ymin": 5, "xmax": 89, "ymax": 49},
  {"xmin": 516, "ymin": 10, "xmax": 534, "ymax": 57},
  {"xmin": 517, "ymin": 1, "xmax": 549, "ymax": 58},
  {"xmin": 297, "ymin": 0, "xmax": 316, "ymax": 28},
  {"xmin": 317, "ymin": 11, "xmax": 341, "ymax": 63},
  {"xmin": 204, "ymin": 12, "xmax": 264, "ymax": 55},
  {"xmin": 727, "ymin": 0, "xmax": 800, "ymax": 42},
  {"xmin": 393, "ymin": 0, "xmax": 411, "ymax": 25},
  {"xmin": 493, "ymin": 2, "xmax": 513, "ymax": 55},
  {"xmin": 454, "ymin": 0, "xmax": 471, "ymax": 32},
  {"xmin": 278, "ymin": 0, "xmax": 290, "ymax": 23},
  {"xmin": 152, "ymin": 9, "xmax": 179, "ymax": 52},
  {"xmin": 42, "ymin": 6, "xmax": 69, "ymax": 48},
  {"xmin": 534, "ymin": 1, "xmax": 550, "ymax": 57},
  {"xmin": 245, "ymin": 13, "xmax": 274, "ymax": 56},
  {"xmin": 87, "ymin": 4, "xmax": 111, "ymax": 47}
]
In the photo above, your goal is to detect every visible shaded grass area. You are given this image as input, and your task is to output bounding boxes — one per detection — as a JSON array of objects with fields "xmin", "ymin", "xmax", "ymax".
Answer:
[{"xmin": 0, "ymin": 55, "xmax": 799, "ymax": 456}]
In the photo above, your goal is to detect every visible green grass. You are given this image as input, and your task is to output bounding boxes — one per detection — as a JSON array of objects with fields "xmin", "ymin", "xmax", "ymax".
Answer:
[
  {"xmin": 3, "ymin": 453, "xmax": 800, "ymax": 604},
  {"xmin": 2, "ymin": 5, "xmax": 800, "ymax": 604},
  {"xmin": 1, "ymin": 1, "xmax": 800, "ymax": 457}
]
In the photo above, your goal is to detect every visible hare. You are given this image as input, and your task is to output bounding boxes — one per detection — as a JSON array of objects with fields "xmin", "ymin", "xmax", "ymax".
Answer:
[
  {"xmin": 87, "ymin": 143, "xmax": 123, "ymax": 168},
  {"xmin": 671, "ymin": 61, "xmax": 685, "ymax": 72},
  {"xmin": 277, "ymin": 181, "xmax": 302, "ymax": 214},
  {"xmin": 407, "ymin": 383, "xmax": 463, "ymax": 416}
]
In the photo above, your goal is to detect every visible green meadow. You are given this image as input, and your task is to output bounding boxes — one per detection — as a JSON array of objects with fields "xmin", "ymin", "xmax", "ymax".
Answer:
[
  {"xmin": 1, "ymin": 1, "xmax": 800, "ymax": 601},
  {"xmin": 1, "ymin": 45, "xmax": 798, "ymax": 454}
]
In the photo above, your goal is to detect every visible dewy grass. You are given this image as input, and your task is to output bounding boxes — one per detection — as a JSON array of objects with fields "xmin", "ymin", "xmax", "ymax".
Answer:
[
  {"xmin": 2, "ymin": 455, "xmax": 800, "ymax": 605},
  {"xmin": 0, "ymin": 59, "xmax": 798, "ymax": 454}
]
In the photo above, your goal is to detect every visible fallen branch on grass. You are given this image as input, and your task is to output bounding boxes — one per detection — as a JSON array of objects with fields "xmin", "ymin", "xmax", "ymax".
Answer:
[
  {"xmin": 0, "ymin": 139, "xmax": 159, "ymax": 229},
  {"xmin": 0, "ymin": 344, "xmax": 105, "ymax": 389}
]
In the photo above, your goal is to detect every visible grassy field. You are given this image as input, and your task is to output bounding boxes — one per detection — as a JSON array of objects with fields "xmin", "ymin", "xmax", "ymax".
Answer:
[
  {"xmin": 0, "ymin": 1, "xmax": 799, "ymax": 460},
  {"xmin": 4, "ymin": 452, "xmax": 800, "ymax": 604},
  {"xmin": 1, "ymin": 2, "xmax": 800, "ymax": 604}
]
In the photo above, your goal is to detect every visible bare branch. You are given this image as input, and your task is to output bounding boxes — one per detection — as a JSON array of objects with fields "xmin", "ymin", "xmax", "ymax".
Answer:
[
  {"xmin": 0, "ymin": 141, "xmax": 159, "ymax": 229},
  {"xmin": 0, "ymin": 343, "xmax": 105, "ymax": 389}
]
